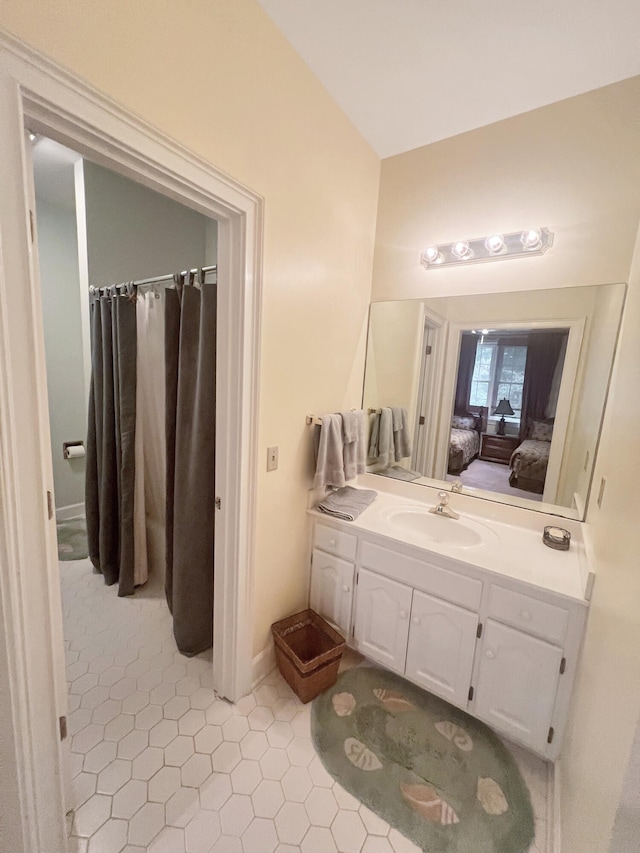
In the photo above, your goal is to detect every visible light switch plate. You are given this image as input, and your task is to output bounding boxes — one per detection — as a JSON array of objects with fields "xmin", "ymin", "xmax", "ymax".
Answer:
[{"xmin": 267, "ymin": 446, "xmax": 278, "ymax": 472}]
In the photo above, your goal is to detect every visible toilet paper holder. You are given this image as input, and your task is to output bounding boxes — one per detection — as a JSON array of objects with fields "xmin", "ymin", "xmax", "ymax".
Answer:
[{"xmin": 63, "ymin": 441, "xmax": 85, "ymax": 460}]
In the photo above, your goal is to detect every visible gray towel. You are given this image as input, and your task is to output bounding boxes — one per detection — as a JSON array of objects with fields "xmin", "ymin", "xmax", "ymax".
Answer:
[
  {"xmin": 379, "ymin": 465, "xmax": 421, "ymax": 482},
  {"xmin": 391, "ymin": 406, "xmax": 412, "ymax": 461},
  {"xmin": 341, "ymin": 410, "xmax": 366, "ymax": 481},
  {"xmin": 317, "ymin": 486, "xmax": 377, "ymax": 521},
  {"xmin": 376, "ymin": 408, "xmax": 395, "ymax": 468},
  {"xmin": 368, "ymin": 412, "xmax": 380, "ymax": 459},
  {"xmin": 313, "ymin": 414, "xmax": 346, "ymax": 489}
]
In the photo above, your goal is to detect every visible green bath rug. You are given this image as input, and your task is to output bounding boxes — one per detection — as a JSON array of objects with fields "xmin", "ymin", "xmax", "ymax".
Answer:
[
  {"xmin": 57, "ymin": 517, "xmax": 89, "ymax": 561},
  {"xmin": 311, "ymin": 667, "xmax": 534, "ymax": 853}
]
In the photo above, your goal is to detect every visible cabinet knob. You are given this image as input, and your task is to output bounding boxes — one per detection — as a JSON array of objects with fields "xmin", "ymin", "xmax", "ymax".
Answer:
[
  {"xmin": 520, "ymin": 610, "xmax": 532, "ymax": 622},
  {"xmin": 485, "ymin": 649, "xmax": 496, "ymax": 660},
  {"xmin": 342, "ymin": 585, "xmax": 350, "ymax": 593},
  {"xmin": 399, "ymin": 610, "xmax": 408, "ymax": 620},
  {"xmin": 412, "ymin": 617, "xmax": 421, "ymax": 626},
  {"xmin": 329, "ymin": 539, "xmax": 336, "ymax": 546}
]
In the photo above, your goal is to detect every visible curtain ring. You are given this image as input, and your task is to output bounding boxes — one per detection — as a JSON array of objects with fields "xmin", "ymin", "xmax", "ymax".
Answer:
[{"xmin": 198, "ymin": 267, "xmax": 206, "ymax": 288}]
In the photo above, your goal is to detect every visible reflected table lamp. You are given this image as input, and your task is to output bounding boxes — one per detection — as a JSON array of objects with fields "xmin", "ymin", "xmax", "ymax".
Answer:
[{"xmin": 493, "ymin": 398, "xmax": 514, "ymax": 436}]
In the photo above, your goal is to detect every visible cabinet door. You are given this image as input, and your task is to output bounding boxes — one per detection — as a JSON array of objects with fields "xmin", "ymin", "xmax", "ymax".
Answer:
[
  {"xmin": 405, "ymin": 590, "xmax": 478, "ymax": 708},
  {"xmin": 310, "ymin": 549, "xmax": 354, "ymax": 638},
  {"xmin": 353, "ymin": 568, "xmax": 412, "ymax": 672},
  {"xmin": 474, "ymin": 619, "xmax": 563, "ymax": 753}
]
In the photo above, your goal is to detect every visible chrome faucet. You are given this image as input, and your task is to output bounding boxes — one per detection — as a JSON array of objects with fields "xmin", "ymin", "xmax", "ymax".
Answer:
[{"xmin": 429, "ymin": 491, "xmax": 460, "ymax": 519}]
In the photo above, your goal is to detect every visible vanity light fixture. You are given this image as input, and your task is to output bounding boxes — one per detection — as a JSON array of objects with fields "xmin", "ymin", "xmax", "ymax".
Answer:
[
  {"xmin": 421, "ymin": 227, "xmax": 553, "ymax": 270},
  {"xmin": 485, "ymin": 233, "xmax": 505, "ymax": 254},
  {"xmin": 424, "ymin": 246, "xmax": 443, "ymax": 264},
  {"xmin": 451, "ymin": 240, "xmax": 473, "ymax": 260},
  {"xmin": 520, "ymin": 227, "xmax": 543, "ymax": 250}
]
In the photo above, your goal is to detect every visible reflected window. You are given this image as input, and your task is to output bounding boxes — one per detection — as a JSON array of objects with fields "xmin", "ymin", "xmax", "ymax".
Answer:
[{"xmin": 470, "ymin": 341, "xmax": 527, "ymax": 418}]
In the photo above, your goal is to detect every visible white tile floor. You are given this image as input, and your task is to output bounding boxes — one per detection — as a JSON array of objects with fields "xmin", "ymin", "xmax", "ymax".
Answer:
[{"xmin": 62, "ymin": 556, "xmax": 550, "ymax": 852}]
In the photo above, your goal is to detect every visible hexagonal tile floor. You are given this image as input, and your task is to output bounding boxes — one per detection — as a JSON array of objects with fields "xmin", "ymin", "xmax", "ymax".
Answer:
[{"xmin": 62, "ymin": 557, "xmax": 550, "ymax": 852}]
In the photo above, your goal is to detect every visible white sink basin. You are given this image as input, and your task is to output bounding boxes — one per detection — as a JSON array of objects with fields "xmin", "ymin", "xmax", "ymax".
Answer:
[{"xmin": 379, "ymin": 505, "xmax": 498, "ymax": 550}]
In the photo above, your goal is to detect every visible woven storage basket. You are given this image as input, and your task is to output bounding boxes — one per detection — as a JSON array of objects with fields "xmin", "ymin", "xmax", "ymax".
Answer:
[{"xmin": 271, "ymin": 609, "xmax": 345, "ymax": 703}]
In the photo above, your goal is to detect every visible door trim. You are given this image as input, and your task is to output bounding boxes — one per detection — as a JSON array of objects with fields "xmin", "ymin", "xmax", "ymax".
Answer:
[{"xmin": 0, "ymin": 31, "xmax": 262, "ymax": 852}]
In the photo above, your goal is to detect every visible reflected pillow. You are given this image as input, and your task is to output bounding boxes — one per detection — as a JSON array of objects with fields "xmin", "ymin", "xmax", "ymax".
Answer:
[
  {"xmin": 530, "ymin": 420, "xmax": 554, "ymax": 442},
  {"xmin": 452, "ymin": 415, "xmax": 476, "ymax": 430}
]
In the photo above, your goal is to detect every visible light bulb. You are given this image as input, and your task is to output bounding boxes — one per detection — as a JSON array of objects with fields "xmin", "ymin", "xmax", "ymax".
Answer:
[
  {"xmin": 521, "ymin": 228, "xmax": 542, "ymax": 250},
  {"xmin": 485, "ymin": 234, "xmax": 505, "ymax": 254},
  {"xmin": 424, "ymin": 246, "xmax": 441, "ymax": 263},
  {"xmin": 452, "ymin": 240, "xmax": 471, "ymax": 260}
]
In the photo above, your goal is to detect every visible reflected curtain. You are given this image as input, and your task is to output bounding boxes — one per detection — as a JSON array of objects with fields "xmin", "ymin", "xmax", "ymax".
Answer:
[
  {"xmin": 520, "ymin": 331, "xmax": 567, "ymax": 437},
  {"xmin": 165, "ymin": 274, "xmax": 217, "ymax": 656},
  {"xmin": 133, "ymin": 288, "xmax": 167, "ymax": 587},
  {"xmin": 454, "ymin": 333, "xmax": 478, "ymax": 414},
  {"xmin": 85, "ymin": 287, "xmax": 137, "ymax": 597}
]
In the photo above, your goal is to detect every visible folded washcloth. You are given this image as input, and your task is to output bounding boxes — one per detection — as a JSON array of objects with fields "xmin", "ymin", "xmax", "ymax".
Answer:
[
  {"xmin": 379, "ymin": 465, "xmax": 422, "ymax": 482},
  {"xmin": 391, "ymin": 406, "xmax": 412, "ymax": 461},
  {"xmin": 341, "ymin": 410, "xmax": 366, "ymax": 481},
  {"xmin": 313, "ymin": 414, "xmax": 346, "ymax": 489},
  {"xmin": 316, "ymin": 486, "xmax": 377, "ymax": 521}
]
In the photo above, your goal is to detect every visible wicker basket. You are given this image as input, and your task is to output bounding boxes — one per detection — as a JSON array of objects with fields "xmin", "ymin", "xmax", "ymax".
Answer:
[{"xmin": 271, "ymin": 609, "xmax": 345, "ymax": 703}]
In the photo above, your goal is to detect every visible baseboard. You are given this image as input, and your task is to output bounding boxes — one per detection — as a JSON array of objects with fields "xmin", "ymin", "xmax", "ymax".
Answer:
[
  {"xmin": 56, "ymin": 502, "xmax": 85, "ymax": 521},
  {"xmin": 251, "ymin": 642, "xmax": 276, "ymax": 690},
  {"xmin": 549, "ymin": 759, "xmax": 561, "ymax": 853}
]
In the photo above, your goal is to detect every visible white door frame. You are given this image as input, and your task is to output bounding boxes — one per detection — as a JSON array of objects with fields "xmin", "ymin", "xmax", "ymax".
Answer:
[{"xmin": 0, "ymin": 33, "xmax": 262, "ymax": 853}]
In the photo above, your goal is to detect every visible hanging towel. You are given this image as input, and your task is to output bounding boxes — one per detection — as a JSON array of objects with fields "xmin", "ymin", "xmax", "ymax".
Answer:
[
  {"xmin": 368, "ymin": 411, "xmax": 380, "ymax": 460},
  {"xmin": 341, "ymin": 410, "xmax": 366, "ymax": 481},
  {"xmin": 316, "ymin": 486, "xmax": 378, "ymax": 521},
  {"xmin": 313, "ymin": 414, "xmax": 346, "ymax": 489},
  {"xmin": 375, "ymin": 407, "xmax": 395, "ymax": 468},
  {"xmin": 391, "ymin": 406, "xmax": 412, "ymax": 461}
]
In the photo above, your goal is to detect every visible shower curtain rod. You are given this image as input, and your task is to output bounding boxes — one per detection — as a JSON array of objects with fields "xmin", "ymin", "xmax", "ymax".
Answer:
[{"xmin": 89, "ymin": 264, "xmax": 217, "ymax": 296}]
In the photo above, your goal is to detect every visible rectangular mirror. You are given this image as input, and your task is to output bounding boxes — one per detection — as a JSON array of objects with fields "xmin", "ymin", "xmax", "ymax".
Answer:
[{"xmin": 363, "ymin": 283, "xmax": 625, "ymax": 519}]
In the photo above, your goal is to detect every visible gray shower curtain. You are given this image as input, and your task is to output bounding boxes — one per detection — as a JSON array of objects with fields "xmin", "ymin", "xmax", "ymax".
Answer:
[
  {"xmin": 165, "ymin": 274, "xmax": 217, "ymax": 656},
  {"xmin": 85, "ymin": 287, "xmax": 137, "ymax": 597}
]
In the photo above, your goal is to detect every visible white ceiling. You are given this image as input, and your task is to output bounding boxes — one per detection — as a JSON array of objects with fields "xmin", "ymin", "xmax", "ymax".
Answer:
[{"xmin": 257, "ymin": 0, "xmax": 640, "ymax": 158}]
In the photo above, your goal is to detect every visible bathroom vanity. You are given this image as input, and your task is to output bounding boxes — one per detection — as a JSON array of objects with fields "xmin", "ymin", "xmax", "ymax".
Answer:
[{"xmin": 308, "ymin": 478, "xmax": 593, "ymax": 760}]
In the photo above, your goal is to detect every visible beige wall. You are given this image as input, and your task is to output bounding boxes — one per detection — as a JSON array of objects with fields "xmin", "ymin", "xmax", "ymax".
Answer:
[
  {"xmin": 373, "ymin": 77, "xmax": 640, "ymax": 302},
  {"xmin": 561, "ymin": 224, "xmax": 640, "ymax": 852},
  {"xmin": 0, "ymin": 0, "xmax": 380, "ymax": 656},
  {"xmin": 363, "ymin": 300, "xmax": 424, "ymax": 443},
  {"xmin": 555, "ymin": 283, "xmax": 626, "ymax": 508}
]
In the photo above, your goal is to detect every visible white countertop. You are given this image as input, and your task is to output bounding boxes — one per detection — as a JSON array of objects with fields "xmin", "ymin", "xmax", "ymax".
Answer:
[{"xmin": 310, "ymin": 481, "xmax": 591, "ymax": 602}]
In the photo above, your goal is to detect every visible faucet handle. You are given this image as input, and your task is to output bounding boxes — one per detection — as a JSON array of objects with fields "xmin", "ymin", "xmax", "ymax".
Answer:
[
  {"xmin": 451, "ymin": 481, "xmax": 463, "ymax": 493},
  {"xmin": 437, "ymin": 491, "xmax": 449, "ymax": 504}
]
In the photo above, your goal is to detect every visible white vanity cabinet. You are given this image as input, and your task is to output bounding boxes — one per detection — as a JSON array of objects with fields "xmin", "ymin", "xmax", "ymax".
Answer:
[
  {"xmin": 307, "ymin": 513, "xmax": 590, "ymax": 761},
  {"xmin": 405, "ymin": 589, "xmax": 479, "ymax": 708},
  {"xmin": 309, "ymin": 523, "xmax": 357, "ymax": 638},
  {"xmin": 353, "ymin": 568, "xmax": 412, "ymax": 672},
  {"xmin": 473, "ymin": 619, "xmax": 564, "ymax": 754}
]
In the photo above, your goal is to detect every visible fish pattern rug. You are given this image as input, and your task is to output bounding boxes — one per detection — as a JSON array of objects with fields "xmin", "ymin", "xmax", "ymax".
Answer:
[
  {"xmin": 311, "ymin": 667, "xmax": 534, "ymax": 853},
  {"xmin": 57, "ymin": 517, "xmax": 89, "ymax": 561}
]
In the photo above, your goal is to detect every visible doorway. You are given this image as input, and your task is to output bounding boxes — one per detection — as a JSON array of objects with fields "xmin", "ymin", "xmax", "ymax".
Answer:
[{"xmin": 0, "ymin": 42, "xmax": 262, "ymax": 853}]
